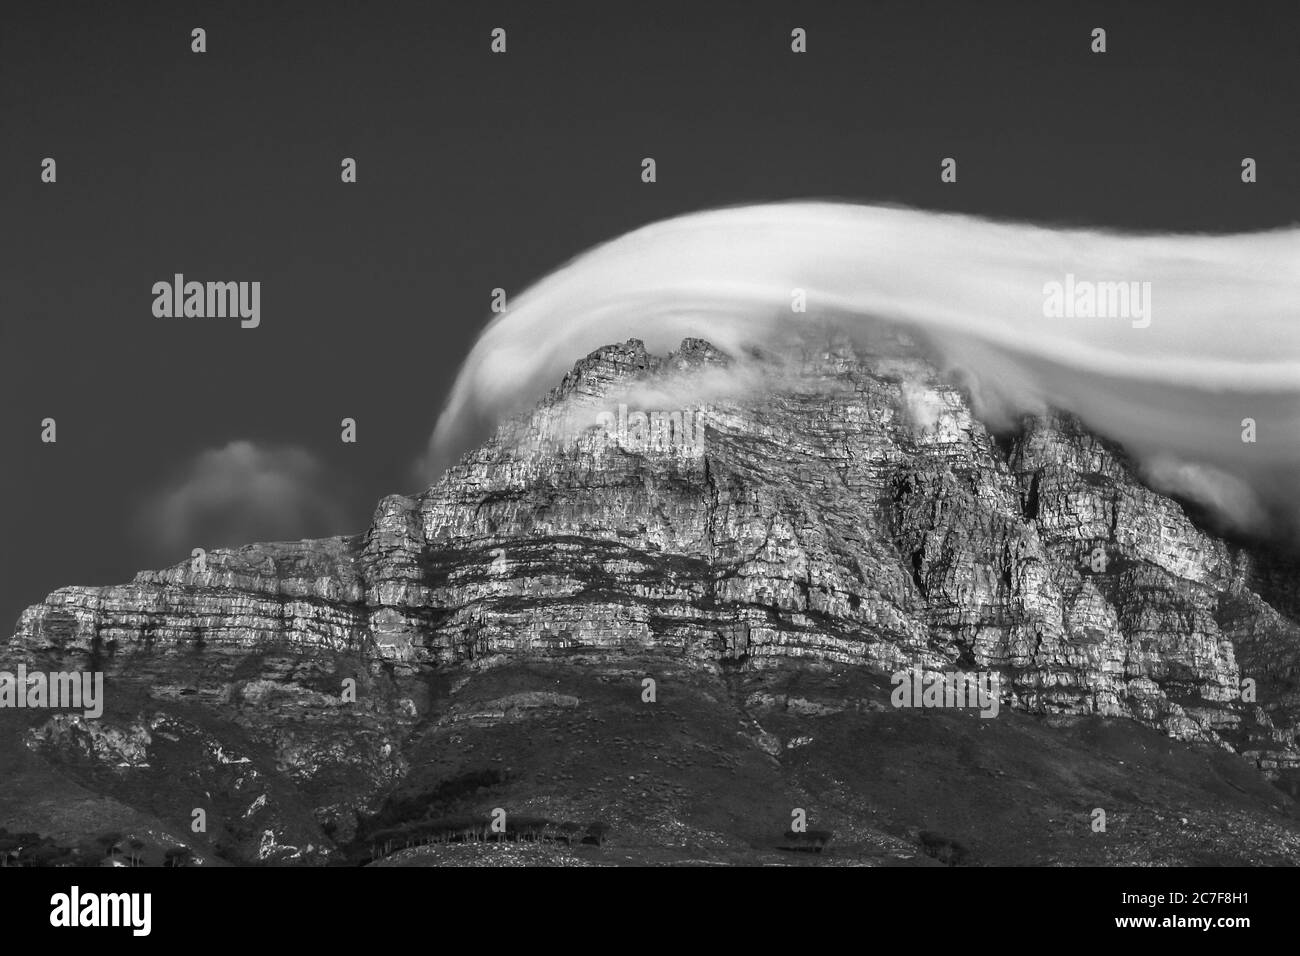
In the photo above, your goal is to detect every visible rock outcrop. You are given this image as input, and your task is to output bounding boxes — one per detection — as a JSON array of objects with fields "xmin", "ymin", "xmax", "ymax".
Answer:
[{"xmin": 6, "ymin": 335, "xmax": 1299, "ymax": 862}]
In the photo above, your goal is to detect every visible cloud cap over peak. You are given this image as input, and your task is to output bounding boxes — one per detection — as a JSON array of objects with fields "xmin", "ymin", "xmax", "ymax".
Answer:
[{"xmin": 427, "ymin": 202, "xmax": 1300, "ymax": 540}]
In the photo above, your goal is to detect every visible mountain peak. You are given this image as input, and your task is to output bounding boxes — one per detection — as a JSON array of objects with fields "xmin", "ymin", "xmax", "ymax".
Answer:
[
  {"xmin": 7, "ymin": 335, "xmax": 1300, "ymax": 864},
  {"xmin": 547, "ymin": 338, "xmax": 659, "ymax": 403}
]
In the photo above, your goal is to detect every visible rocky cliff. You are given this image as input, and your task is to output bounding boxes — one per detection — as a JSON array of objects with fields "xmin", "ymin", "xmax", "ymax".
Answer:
[{"xmin": 6, "ymin": 335, "xmax": 1300, "ymax": 865}]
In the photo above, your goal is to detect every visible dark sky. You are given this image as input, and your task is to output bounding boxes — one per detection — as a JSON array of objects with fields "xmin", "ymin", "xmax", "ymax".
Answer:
[{"xmin": 3, "ymin": 0, "xmax": 1297, "ymax": 630}]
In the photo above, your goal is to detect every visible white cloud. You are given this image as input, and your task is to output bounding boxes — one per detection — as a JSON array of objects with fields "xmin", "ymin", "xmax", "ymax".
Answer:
[
  {"xmin": 424, "ymin": 202, "xmax": 1300, "ymax": 538},
  {"xmin": 1141, "ymin": 456, "xmax": 1269, "ymax": 535},
  {"xmin": 138, "ymin": 441, "xmax": 347, "ymax": 554}
]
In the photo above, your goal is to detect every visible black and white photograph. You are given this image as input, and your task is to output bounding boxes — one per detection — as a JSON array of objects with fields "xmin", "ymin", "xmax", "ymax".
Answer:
[{"xmin": 2, "ymin": 0, "xmax": 1295, "ymax": 938}]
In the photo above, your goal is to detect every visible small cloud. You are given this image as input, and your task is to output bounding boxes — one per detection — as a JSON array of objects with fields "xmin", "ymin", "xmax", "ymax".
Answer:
[
  {"xmin": 1142, "ymin": 456, "xmax": 1268, "ymax": 535},
  {"xmin": 900, "ymin": 380, "xmax": 945, "ymax": 433},
  {"xmin": 137, "ymin": 441, "xmax": 348, "ymax": 556}
]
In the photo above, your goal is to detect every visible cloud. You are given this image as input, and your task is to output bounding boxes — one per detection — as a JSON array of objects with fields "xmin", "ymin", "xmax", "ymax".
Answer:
[
  {"xmin": 424, "ymin": 201, "xmax": 1300, "ymax": 540},
  {"xmin": 900, "ymin": 380, "xmax": 947, "ymax": 433},
  {"xmin": 1140, "ymin": 456, "xmax": 1270, "ymax": 535},
  {"xmin": 138, "ymin": 441, "xmax": 348, "ymax": 555}
]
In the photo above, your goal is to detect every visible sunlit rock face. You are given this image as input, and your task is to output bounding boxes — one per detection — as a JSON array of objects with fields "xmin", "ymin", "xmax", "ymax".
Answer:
[{"xmin": 8, "ymin": 335, "xmax": 1299, "ymax": 860}]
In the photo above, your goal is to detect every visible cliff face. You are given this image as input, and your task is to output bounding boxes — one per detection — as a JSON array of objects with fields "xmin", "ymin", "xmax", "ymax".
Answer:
[{"xmin": 6, "ymin": 336, "xmax": 1300, "ymax": 863}]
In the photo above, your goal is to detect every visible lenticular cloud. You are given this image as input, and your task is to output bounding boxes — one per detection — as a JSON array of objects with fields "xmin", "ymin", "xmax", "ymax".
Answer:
[{"xmin": 427, "ymin": 202, "xmax": 1300, "ymax": 539}]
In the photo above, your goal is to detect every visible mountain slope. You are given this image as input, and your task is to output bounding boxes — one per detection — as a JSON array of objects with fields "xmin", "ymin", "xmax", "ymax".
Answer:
[{"xmin": 6, "ymin": 335, "xmax": 1300, "ymax": 864}]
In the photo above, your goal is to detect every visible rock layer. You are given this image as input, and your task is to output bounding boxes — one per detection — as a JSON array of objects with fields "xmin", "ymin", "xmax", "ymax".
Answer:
[{"xmin": 7, "ymin": 335, "xmax": 1299, "ymax": 859}]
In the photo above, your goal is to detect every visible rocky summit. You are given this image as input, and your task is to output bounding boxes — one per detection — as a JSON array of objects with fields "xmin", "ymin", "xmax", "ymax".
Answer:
[{"xmin": 5, "ymin": 335, "xmax": 1300, "ymax": 866}]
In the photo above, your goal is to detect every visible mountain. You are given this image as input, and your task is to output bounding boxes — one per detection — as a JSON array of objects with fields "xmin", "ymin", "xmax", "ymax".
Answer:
[{"xmin": 5, "ymin": 335, "xmax": 1300, "ymax": 866}]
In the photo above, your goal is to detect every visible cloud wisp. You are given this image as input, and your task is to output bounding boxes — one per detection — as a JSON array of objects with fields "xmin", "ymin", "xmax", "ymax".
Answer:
[{"xmin": 138, "ymin": 441, "xmax": 348, "ymax": 556}]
